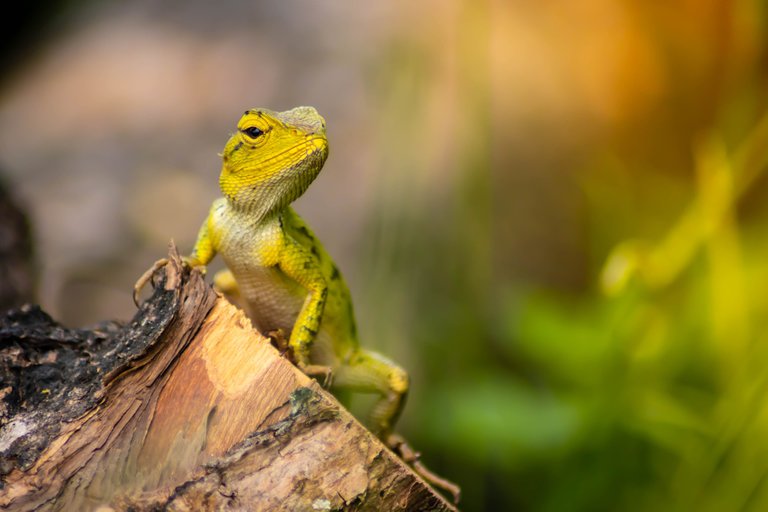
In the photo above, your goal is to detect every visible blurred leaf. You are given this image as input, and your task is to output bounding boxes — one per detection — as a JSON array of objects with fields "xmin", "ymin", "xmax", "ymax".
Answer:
[{"xmin": 420, "ymin": 374, "xmax": 579, "ymax": 466}]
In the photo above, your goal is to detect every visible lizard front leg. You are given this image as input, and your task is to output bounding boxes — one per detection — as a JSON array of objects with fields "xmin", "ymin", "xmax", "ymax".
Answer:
[{"xmin": 277, "ymin": 238, "xmax": 332, "ymax": 385}]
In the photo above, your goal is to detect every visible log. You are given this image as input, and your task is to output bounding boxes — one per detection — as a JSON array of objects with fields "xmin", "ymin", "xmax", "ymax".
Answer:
[{"xmin": 0, "ymin": 244, "xmax": 456, "ymax": 511}]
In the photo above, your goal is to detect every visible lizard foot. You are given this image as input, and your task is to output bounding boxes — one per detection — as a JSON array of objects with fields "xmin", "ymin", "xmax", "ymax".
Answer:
[
  {"xmin": 268, "ymin": 330, "xmax": 334, "ymax": 389},
  {"xmin": 387, "ymin": 433, "xmax": 461, "ymax": 504},
  {"xmin": 267, "ymin": 328, "xmax": 290, "ymax": 355},
  {"xmin": 299, "ymin": 362, "xmax": 334, "ymax": 389},
  {"xmin": 133, "ymin": 258, "xmax": 170, "ymax": 307}
]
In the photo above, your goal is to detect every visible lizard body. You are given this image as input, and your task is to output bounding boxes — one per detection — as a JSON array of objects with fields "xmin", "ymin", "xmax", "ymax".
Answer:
[{"xmin": 178, "ymin": 106, "xmax": 407, "ymax": 437}]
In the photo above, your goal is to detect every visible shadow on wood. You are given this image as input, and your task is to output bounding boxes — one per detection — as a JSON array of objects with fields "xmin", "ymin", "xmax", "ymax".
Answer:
[{"xmin": 0, "ymin": 244, "xmax": 456, "ymax": 511}]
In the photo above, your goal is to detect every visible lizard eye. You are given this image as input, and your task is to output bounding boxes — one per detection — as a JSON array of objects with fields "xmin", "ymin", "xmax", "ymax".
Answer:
[{"xmin": 241, "ymin": 126, "xmax": 264, "ymax": 139}]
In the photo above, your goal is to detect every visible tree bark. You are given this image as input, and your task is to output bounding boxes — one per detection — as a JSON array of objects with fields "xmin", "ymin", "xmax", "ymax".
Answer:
[{"xmin": 0, "ymin": 244, "xmax": 456, "ymax": 512}]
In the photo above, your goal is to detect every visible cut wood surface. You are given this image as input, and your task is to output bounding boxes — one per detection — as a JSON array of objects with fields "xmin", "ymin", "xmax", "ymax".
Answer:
[{"xmin": 0, "ymin": 244, "xmax": 456, "ymax": 511}]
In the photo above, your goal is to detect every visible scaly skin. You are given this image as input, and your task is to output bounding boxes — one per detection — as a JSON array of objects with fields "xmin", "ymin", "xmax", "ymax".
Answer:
[{"xmin": 183, "ymin": 106, "xmax": 408, "ymax": 438}]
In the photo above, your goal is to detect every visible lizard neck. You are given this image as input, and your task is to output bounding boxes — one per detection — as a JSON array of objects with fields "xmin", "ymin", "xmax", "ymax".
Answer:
[
  {"xmin": 223, "ymin": 185, "xmax": 288, "ymax": 221},
  {"xmin": 220, "ymin": 151, "xmax": 325, "ymax": 220},
  {"xmin": 221, "ymin": 198, "xmax": 283, "ymax": 232}
]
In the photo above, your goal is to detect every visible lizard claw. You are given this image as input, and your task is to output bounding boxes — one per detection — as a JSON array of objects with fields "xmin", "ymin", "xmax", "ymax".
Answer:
[
  {"xmin": 133, "ymin": 258, "xmax": 170, "ymax": 307},
  {"xmin": 268, "ymin": 331, "xmax": 334, "ymax": 389},
  {"xmin": 298, "ymin": 362, "xmax": 334, "ymax": 389},
  {"xmin": 267, "ymin": 328, "xmax": 290, "ymax": 355},
  {"xmin": 387, "ymin": 433, "xmax": 461, "ymax": 504},
  {"xmin": 133, "ymin": 256, "xmax": 203, "ymax": 307}
]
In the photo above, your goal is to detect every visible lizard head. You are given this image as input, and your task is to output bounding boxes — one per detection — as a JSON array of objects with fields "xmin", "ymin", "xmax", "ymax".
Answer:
[{"xmin": 219, "ymin": 106, "xmax": 329, "ymax": 212}]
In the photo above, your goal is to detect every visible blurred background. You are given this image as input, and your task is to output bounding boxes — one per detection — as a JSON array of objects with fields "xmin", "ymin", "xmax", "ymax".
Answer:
[{"xmin": 2, "ymin": 0, "xmax": 768, "ymax": 510}]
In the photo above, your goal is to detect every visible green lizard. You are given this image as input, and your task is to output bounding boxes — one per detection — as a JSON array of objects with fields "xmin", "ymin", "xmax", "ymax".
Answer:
[{"xmin": 135, "ymin": 106, "xmax": 459, "ymax": 501}]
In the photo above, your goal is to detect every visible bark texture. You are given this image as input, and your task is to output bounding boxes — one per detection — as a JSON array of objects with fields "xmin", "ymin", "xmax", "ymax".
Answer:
[{"xmin": 0, "ymin": 245, "xmax": 455, "ymax": 512}]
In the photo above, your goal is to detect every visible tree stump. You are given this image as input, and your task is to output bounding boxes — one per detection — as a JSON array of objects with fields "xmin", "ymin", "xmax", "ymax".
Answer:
[{"xmin": 0, "ymin": 244, "xmax": 456, "ymax": 511}]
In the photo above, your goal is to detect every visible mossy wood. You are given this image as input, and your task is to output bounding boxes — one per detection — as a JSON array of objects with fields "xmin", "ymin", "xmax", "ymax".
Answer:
[{"xmin": 0, "ymin": 244, "xmax": 455, "ymax": 511}]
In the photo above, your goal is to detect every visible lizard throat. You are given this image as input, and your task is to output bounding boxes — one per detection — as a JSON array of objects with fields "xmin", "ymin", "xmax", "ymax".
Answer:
[{"xmin": 221, "ymin": 147, "xmax": 326, "ymax": 218}]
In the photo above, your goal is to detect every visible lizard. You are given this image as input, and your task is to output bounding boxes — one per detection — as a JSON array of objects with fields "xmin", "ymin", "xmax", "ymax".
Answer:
[{"xmin": 134, "ymin": 106, "xmax": 460, "ymax": 502}]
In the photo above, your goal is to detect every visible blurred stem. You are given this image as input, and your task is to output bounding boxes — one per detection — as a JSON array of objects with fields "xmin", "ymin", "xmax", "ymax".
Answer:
[
  {"xmin": 699, "ymin": 137, "xmax": 748, "ymax": 368},
  {"xmin": 456, "ymin": 0, "xmax": 492, "ymax": 300},
  {"xmin": 601, "ymin": 113, "xmax": 768, "ymax": 510},
  {"xmin": 601, "ymin": 111, "xmax": 768, "ymax": 294}
]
